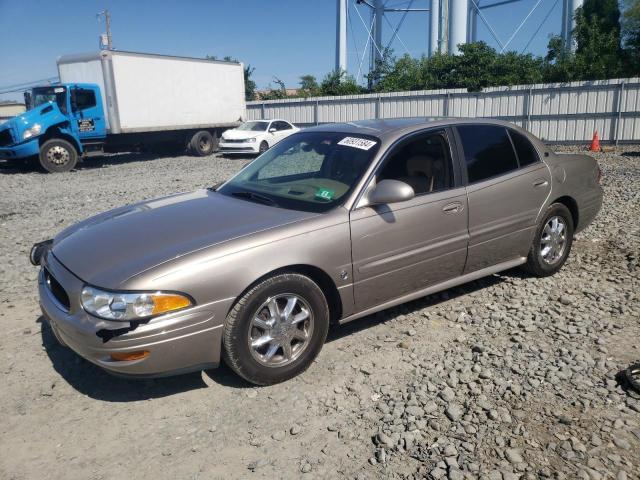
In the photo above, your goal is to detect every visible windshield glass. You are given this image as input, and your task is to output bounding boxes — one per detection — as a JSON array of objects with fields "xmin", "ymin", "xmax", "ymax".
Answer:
[
  {"xmin": 32, "ymin": 87, "xmax": 67, "ymax": 114},
  {"xmin": 237, "ymin": 121, "xmax": 269, "ymax": 132},
  {"xmin": 218, "ymin": 131, "xmax": 380, "ymax": 213}
]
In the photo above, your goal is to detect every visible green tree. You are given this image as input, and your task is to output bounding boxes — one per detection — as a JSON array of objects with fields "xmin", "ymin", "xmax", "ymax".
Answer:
[
  {"xmin": 621, "ymin": 0, "xmax": 640, "ymax": 73},
  {"xmin": 259, "ymin": 77, "xmax": 288, "ymax": 100},
  {"xmin": 319, "ymin": 70, "xmax": 363, "ymax": 96},
  {"xmin": 572, "ymin": 0, "xmax": 624, "ymax": 78},
  {"xmin": 298, "ymin": 75, "xmax": 319, "ymax": 97}
]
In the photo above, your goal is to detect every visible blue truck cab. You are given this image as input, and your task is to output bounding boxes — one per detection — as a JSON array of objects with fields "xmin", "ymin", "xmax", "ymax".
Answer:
[{"xmin": 0, "ymin": 83, "xmax": 106, "ymax": 172}]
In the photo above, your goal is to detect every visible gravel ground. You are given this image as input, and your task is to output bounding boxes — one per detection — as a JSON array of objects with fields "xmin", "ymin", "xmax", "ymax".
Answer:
[{"xmin": 0, "ymin": 147, "xmax": 638, "ymax": 480}]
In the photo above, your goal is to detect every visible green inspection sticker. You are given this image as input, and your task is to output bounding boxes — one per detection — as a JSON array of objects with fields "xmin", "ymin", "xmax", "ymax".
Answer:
[{"xmin": 315, "ymin": 188, "xmax": 335, "ymax": 201}]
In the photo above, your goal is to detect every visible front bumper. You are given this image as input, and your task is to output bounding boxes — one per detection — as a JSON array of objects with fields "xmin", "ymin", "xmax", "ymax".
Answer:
[
  {"xmin": 0, "ymin": 138, "xmax": 40, "ymax": 159},
  {"xmin": 38, "ymin": 251, "xmax": 234, "ymax": 378},
  {"xmin": 219, "ymin": 140, "xmax": 260, "ymax": 154}
]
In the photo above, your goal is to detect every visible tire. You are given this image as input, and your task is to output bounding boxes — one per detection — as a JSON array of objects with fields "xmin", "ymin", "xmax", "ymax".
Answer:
[
  {"xmin": 223, "ymin": 273, "xmax": 329, "ymax": 385},
  {"xmin": 258, "ymin": 141, "xmax": 269, "ymax": 154},
  {"xmin": 190, "ymin": 130, "xmax": 215, "ymax": 157},
  {"xmin": 523, "ymin": 203, "xmax": 574, "ymax": 277},
  {"xmin": 39, "ymin": 138, "xmax": 78, "ymax": 173}
]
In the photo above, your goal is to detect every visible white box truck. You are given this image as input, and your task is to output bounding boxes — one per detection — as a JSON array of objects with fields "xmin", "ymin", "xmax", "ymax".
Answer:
[{"xmin": 0, "ymin": 50, "xmax": 246, "ymax": 172}]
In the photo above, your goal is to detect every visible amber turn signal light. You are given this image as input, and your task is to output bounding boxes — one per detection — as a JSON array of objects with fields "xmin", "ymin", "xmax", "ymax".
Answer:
[{"xmin": 110, "ymin": 350, "xmax": 150, "ymax": 362}]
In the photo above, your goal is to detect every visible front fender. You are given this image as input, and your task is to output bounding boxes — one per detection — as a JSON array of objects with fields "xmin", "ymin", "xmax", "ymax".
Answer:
[{"xmin": 122, "ymin": 208, "xmax": 355, "ymax": 324}]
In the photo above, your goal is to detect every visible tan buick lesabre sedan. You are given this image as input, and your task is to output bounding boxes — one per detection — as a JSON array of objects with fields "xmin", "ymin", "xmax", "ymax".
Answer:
[{"xmin": 33, "ymin": 119, "xmax": 603, "ymax": 385}]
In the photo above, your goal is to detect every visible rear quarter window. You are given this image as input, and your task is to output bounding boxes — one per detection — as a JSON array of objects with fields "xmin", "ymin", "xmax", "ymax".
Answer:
[
  {"xmin": 457, "ymin": 125, "xmax": 519, "ymax": 183},
  {"xmin": 508, "ymin": 129, "xmax": 540, "ymax": 167}
]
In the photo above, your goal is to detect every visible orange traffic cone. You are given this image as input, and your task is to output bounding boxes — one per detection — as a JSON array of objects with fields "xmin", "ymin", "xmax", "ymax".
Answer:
[{"xmin": 589, "ymin": 131, "xmax": 601, "ymax": 152}]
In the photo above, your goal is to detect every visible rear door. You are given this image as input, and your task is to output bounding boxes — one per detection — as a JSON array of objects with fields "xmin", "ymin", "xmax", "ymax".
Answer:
[
  {"xmin": 69, "ymin": 86, "xmax": 106, "ymax": 141},
  {"xmin": 455, "ymin": 124, "xmax": 551, "ymax": 273},
  {"xmin": 350, "ymin": 129, "xmax": 469, "ymax": 310}
]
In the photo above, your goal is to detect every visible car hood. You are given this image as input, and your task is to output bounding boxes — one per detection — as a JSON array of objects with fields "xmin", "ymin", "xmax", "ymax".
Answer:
[
  {"xmin": 52, "ymin": 189, "xmax": 316, "ymax": 288},
  {"xmin": 222, "ymin": 129, "xmax": 264, "ymax": 140}
]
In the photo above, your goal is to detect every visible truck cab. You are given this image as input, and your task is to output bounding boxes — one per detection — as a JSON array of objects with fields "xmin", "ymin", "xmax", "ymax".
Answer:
[{"xmin": 0, "ymin": 83, "xmax": 106, "ymax": 172}]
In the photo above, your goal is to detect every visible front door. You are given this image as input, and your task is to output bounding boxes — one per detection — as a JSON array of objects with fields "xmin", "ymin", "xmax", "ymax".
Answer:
[
  {"xmin": 70, "ymin": 86, "xmax": 106, "ymax": 141},
  {"xmin": 350, "ymin": 129, "xmax": 469, "ymax": 311},
  {"xmin": 455, "ymin": 124, "xmax": 552, "ymax": 273}
]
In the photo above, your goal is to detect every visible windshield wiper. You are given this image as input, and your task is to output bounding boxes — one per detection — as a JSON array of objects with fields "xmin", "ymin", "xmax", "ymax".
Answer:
[{"xmin": 231, "ymin": 191, "xmax": 278, "ymax": 207}]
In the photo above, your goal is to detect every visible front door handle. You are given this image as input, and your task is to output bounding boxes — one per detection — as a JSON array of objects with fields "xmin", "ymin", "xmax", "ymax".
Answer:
[
  {"xmin": 533, "ymin": 179, "xmax": 549, "ymax": 188},
  {"xmin": 442, "ymin": 202, "xmax": 463, "ymax": 214}
]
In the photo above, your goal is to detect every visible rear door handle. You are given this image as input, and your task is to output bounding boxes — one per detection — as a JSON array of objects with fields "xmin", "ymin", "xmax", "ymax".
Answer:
[
  {"xmin": 442, "ymin": 202, "xmax": 463, "ymax": 214},
  {"xmin": 533, "ymin": 179, "xmax": 549, "ymax": 188}
]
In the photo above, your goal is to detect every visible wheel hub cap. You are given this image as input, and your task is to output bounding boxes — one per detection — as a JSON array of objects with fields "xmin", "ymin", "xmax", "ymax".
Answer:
[
  {"xmin": 248, "ymin": 294, "xmax": 313, "ymax": 367},
  {"xmin": 540, "ymin": 216, "xmax": 567, "ymax": 265},
  {"xmin": 47, "ymin": 146, "xmax": 70, "ymax": 165}
]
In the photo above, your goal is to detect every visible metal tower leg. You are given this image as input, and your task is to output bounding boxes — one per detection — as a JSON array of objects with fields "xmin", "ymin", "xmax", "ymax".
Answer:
[
  {"xmin": 449, "ymin": 0, "xmax": 469, "ymax": 54},
  {"xmin": 336, "ymin": 0, "xmax": 348, "ymax": 72}
]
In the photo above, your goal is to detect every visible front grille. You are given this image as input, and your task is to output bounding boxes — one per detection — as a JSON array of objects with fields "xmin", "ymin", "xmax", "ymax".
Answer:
[
  {"xmin": 44, "ymin": 268, "xmax": 70, "ymax": 311},
  {"xmin": 0, "ymin": 128, "xmax": 13, "ymax": 147},
  {"xmin": 222, "ymin": 138, "xmax": 248, "ymax": 144}
]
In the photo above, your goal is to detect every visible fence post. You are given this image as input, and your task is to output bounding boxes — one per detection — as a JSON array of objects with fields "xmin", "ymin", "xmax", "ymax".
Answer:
[
  {"xmin": 614, "ymin": 82, "xmax": 625, "ymax": 147},
  {"xmin": 315, "ymin": 99, "xmax": 319, "ymax": 125},
  {"xmin": 376, "ymin": 95, "xmax": 382, "ymax": 119},
  {"xmin": 444, "ymin": 93, "xmax": 451, "ymax": 117},
  {"xmin": 261, "ymin": 102, "xmax": 265, "ymax": 120},
  {"xmin": 526, "ymin": 87, "xmax": 533, "ymax": 131}
]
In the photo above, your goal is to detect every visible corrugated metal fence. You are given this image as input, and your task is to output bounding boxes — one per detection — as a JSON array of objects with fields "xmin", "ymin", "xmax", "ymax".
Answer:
[{"xmin": 247, "ymin": 77, "xmax": 640, "ymax": 144}]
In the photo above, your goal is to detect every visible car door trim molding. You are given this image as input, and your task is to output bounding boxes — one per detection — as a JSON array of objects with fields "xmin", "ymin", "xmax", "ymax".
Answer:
[{"xmin": 339, "ymin": 256, "xmax": 526, "ymax": 325}]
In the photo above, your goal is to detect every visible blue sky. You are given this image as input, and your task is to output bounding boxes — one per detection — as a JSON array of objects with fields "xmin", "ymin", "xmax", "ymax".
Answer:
[{"xmin": 0, "ymin": 0, "xmax": 564, "ymax": 102}]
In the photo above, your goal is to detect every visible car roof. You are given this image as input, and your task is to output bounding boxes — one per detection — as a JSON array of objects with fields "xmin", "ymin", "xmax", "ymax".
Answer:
[{"xmin": 302, "ymin": 117, "xmax": 530, "ymax": 141}]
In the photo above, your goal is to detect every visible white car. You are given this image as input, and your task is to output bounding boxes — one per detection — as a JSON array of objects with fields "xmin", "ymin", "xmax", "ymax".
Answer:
[{"xmin": 219, "ymin": 119, "xmax": 300, "ymax": 155}]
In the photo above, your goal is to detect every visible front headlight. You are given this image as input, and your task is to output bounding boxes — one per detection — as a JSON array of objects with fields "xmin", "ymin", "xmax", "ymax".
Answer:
[
  {"xmin": 245, "ymin": 137, "xmax": 256, "ymax": 143},
  {"xmin": 22, "ymin": 123, "xmax": 42, "ymax": 140},
  {"xmin": 81, "ymin": 286, "xmax": 192, "ymax": 321}
]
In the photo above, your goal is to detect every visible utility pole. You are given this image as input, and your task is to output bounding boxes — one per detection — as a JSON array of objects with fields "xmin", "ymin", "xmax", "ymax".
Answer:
[{"xmin": 97, "ymin": 10, "xmax": 113, "ymax": 50}]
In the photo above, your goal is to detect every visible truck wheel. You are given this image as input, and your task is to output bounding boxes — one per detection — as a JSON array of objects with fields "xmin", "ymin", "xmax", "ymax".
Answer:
[
  {"xmin": 39, "ymin": 139, "xmax": 78, "ymax": 173},
  {"xmin": 190, "ymin": 130, "xmax": 215, "ymax": 157}
]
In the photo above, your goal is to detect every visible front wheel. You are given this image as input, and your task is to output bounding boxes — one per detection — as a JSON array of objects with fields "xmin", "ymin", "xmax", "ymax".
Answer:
[
  {"xmin": 39, "ymin": 139, "xmax": 78, "ymax": 173},
  {"xmin": 223, "ymin": 273, "xmax": 329, "ymax": 385},
  {"xmin": 258, "ymin": 141, "xmax": 269, "ymax": 154},
  {"xmin": 523, "ymin": 203, "xmax": 574, "ymax": 277}
]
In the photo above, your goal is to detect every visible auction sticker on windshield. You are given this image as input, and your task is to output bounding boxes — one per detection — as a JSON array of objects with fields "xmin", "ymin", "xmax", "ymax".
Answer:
[{"xmin": 338, "ymin": 137, "xmax": 377, "ymax": 150}]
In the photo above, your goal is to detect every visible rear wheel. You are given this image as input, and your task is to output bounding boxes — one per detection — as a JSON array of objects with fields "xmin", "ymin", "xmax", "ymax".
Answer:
[
  {"xmin": 523, "ymin": 203, "xmax": 574, "ymax": 277},
  {"xmin": 223, "ymin": 273, "xmax": 329, "ymax": 385},
  {"xmin": 190, "ymin": 130, "xmax": 215, "ymax": 156},
  {"xmin": 39, "ymin": 139, "xmax": 78, "ymax": 173}
]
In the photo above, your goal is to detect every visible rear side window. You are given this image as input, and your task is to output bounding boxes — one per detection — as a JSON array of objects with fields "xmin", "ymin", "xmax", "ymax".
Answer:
[
  {"xmin": 457, "ymin": 125, "xmax": 518, "ymax": 183},
  {"xmin": 508, "ymin": 129, "xmax": 539, "ymax": 167}
]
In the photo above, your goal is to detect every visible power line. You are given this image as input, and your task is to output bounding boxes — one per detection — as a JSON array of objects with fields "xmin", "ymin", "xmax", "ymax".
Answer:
[{"xmin": 0, "ymin": 77, "xmax": 59, "ymax": 95}]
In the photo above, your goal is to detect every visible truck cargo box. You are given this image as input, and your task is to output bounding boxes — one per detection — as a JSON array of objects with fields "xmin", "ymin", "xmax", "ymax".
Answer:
[{"xmin": 57, "ymin": 50, "xmax": 245, "ymax": 134}]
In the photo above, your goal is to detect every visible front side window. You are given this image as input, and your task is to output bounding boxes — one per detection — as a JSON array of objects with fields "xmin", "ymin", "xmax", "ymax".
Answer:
[
  {"xmin": 73, "ymin": 89, "xmax": 96, "ymax": 111},
  {"xmin": 219, "ymin": 132, "xmax": 380, "ymax": 212},
  {"xmin": 457, "ymin": 125, "xmax": 518, "ymax": 183},
  {"xmin": 274, "ymin": 121, "xmax": 292, "ymax": 131},
  {"xmin": 378, "ymin": 130, "xmax": 453, "ymax": 195},
  {"xmin": 508, "ymin": 129, "xmax": 539, "ymax": 167}
]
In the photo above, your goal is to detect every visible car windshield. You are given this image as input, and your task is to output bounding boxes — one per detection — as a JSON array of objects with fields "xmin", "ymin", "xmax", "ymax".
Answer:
[
  {"xmin": 218, "ymin": 131, "xmax": 380, "ymax": 213},
  {"xmin": 237, "ymin": 121, "xmax": 269, "ymax": 132},
  {"xmin": 32, "ymin": 86, "xmax": 67, "ymax": 114}
]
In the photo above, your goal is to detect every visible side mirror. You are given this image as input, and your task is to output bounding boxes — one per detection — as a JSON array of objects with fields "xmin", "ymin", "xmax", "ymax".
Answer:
[
  {"xmin": 269, "ymin": 128, "xmax": 277, "ymax": 133},
  {"xmin": 368, "ymin": 179, "xmax": 415, "ymax": 205},
  {"xmin": 24, "ymin": 91, "xmax": 32, "ymax": 110}
]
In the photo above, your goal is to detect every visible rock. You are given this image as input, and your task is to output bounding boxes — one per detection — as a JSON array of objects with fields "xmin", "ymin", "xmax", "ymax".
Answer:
[
  {"xmin": 290, "ymin": 425, "xmax": 302, "ymax": 435},
  {"xmin": 439, "ymin": 387, "xmax": 456, "ymax": 402},
  {"xmin": 505, "ymin": 448, "xmax": 524, "ymax": 464},
  {"xmin": 612, "ymin": 436, "xmax": 631, "ymax": 450},
  {"xmin": 271, "ymin": 431, "xmax": 285, "ymax": 441},
  {"xmin": 247, "ymin": 458, "xmax": 269, "ymax": 471},
  {"xmin": 445, "ymin": 404, "xmax": 463, "ymax": 422}
]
